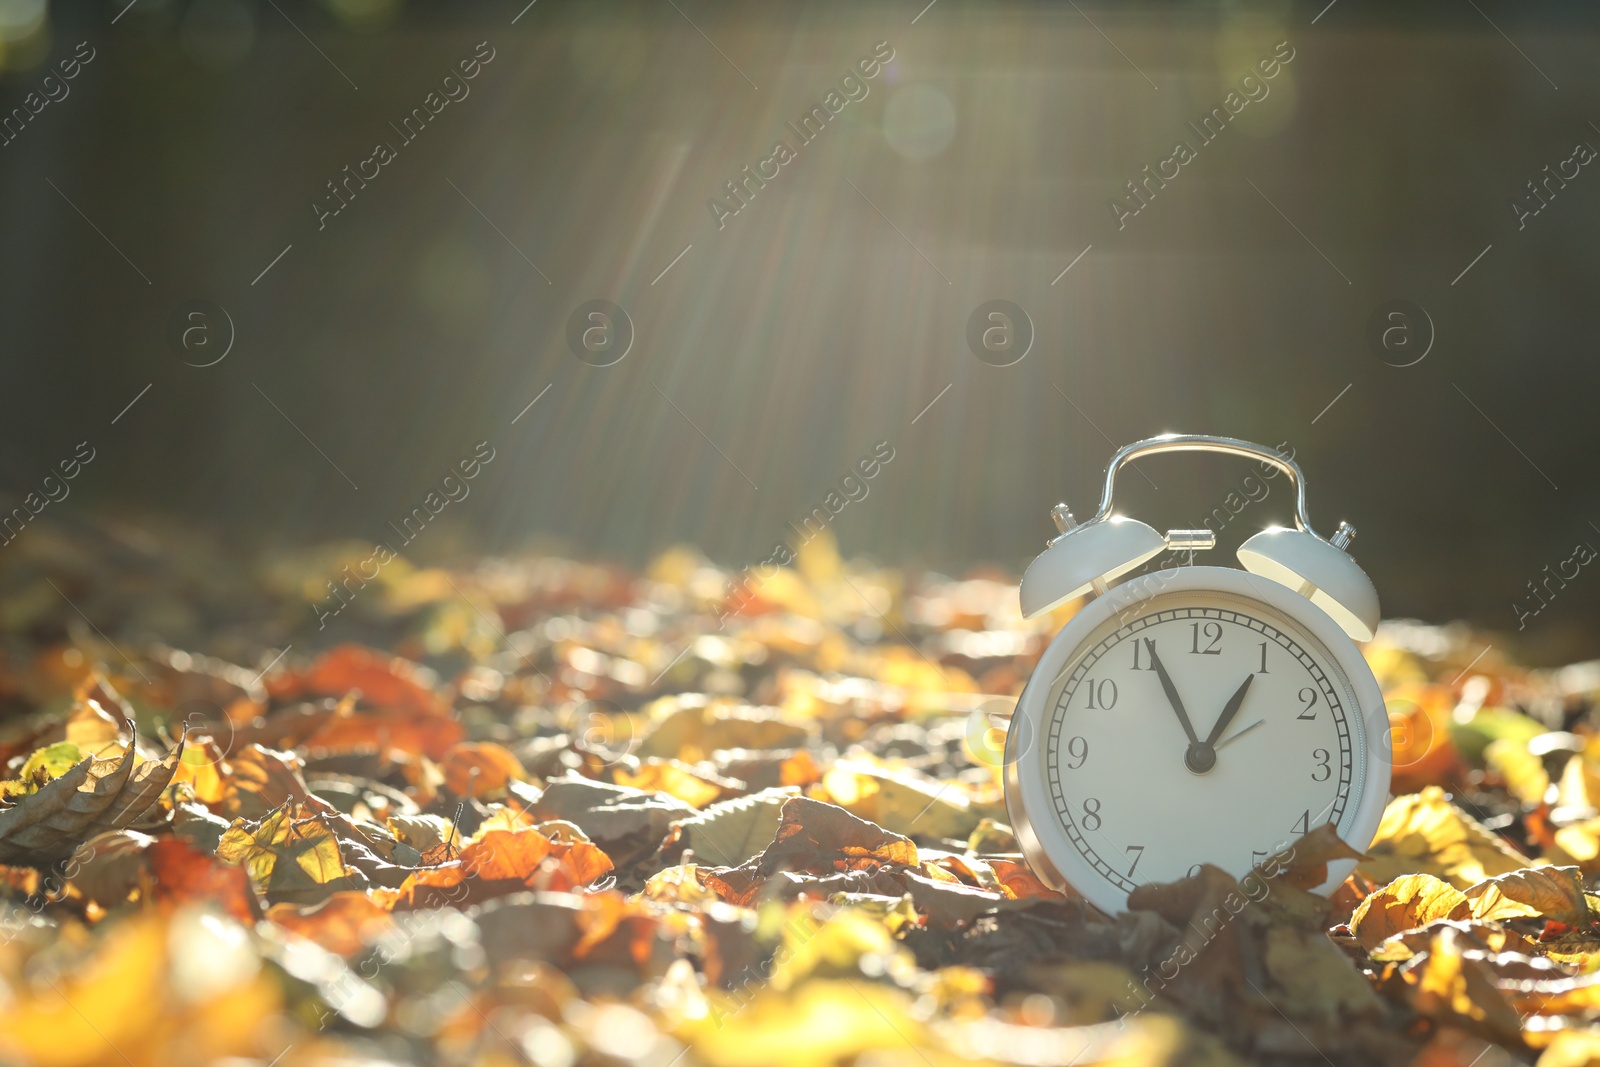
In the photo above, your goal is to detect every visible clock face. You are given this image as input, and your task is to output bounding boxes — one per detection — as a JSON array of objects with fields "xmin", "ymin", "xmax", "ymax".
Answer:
[{"xmin": 1007, "ymin": 568, "xmax": 1384, "ymax": 912}]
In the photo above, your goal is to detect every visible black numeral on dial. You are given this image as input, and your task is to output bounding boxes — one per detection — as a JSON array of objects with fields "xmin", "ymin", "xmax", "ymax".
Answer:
[
  {"xmin": 1084, "ymin": 679, "xmax": 1118, "ymax": 710},
  {"xmin": 1297, "ymin": 687, "xmax": 1318, "ymax": 720},
  {"xmin": 1189, "ymin": 621, "xmax": 1222, "ymax": 655},
  {"xmin": 1125, "ymin": 845, "xmax": 1145, "ymax": 877},
  {"xmin": 1082, "ymin": 797, "xmax": 1102, "ymax": 830}
]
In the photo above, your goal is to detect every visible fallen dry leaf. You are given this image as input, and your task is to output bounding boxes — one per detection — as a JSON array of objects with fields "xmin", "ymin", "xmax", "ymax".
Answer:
[
  {"xmin": 216, "ymin": 800, "xmax": 367, "ymax": 904},
  {"xmin": 0, "ymin": 736, "xmax": 182, "ymax": 865},
  {"xmin": 440, "ymin": 740, "xmax": 527, "ymax": 799},
  {"xmin": 671, "ymin": 787, "xmax": 799, "ymax": 868},
  {"xmin": 371, "ymin": 821, "xmax": 613, "ymax": 910},
  {"xmin": 1360, "ymin": 787, "xmax": 1532, "ymax": 889},
  {"xmin": 266, "ymin": 890, "xmax": 394, "ymax": 956},
  {"xmin": 1349, "ymin": 874, "xmax": 1469, "ymax": 951},
  {"xmin": 1459, "ymin": 865, "xmax": 1591, "ymax": 926}
]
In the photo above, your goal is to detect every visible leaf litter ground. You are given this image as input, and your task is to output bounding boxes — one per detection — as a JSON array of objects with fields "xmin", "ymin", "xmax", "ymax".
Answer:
[{"xmin": 0, "ymin": 523, "xmax": 1598, "ymax": 1066}]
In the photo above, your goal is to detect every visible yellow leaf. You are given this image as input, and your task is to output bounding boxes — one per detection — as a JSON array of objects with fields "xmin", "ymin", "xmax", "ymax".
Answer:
[
  {"xmin": 696, "ymin": 979, "xmax": 928, "ymax": 1067},
  {"xmin": 1505, "ymin": 966, "xmax": 1600, "ymax": 1022},
  {"xmin": 1359, "ymin": 787, "xmax": 1530, "ymax": 890},
  {"xmin": 0, "ymin": 912, "xmax": 165, "ymax": 1067},
  {"xmin": 63, "ymin": 695, "xmax": 129, "ymax": 756},
  {"xmin": 817, "ymin": 760, "xmax": 978, "ymax": 840},
  {"xmin": 1349, "ymin": 874, "xmax": 1468, "ymax": 951},
  {"xmin": 1461, "ymin": 866, "xmax": 1591, "ymax": 926},
  {"xmin": 1549, "ymin": 818, "xmax": 1600, "ymax": 876},
  {"xmin": 1540, "ymin": 928, "xmax": 1600, "ymax": 973},
  {"xmin": 0, "ymin": 910, "xmax": 279, "ymax": 1067},
  {"xmin": 616, "ymin": 760, "xmax": 725, "ymax": 809},
  {"xmin": 171, "ymin": 736, "xmax": 227, "ymax": 805},
  {"xmin": 216, "ymin": 802, "xmax": 364, "ymax": 904},
  {"xmin": 1263, "ymin": 925, "xmax": 1383, "ymax": 1024},
  {"xmin": 294, "ymin": 826, "xmax": 352, "ymax": 883},
  {"xmin": 1404, "ymin": 926, "xmax": 1524, "ymax": 1044},
  {"xmin": 1370, "ymin": 918, "xmax": 1541, "ymax": 964},
  {"xmin": 1555, "ymin": 753, "xmax": 1594, "ymax": 813},
  {"xmin": 1538, "ymin": 1029, "xmax": 1600, "ymax": 1067},
  {"xmin": 1485, "ymin": 737, "xmax": 1551, "ymax": 807},
  {"xmin": 764, "ymin": 906, "xmax": 905, "ymax": 991}
]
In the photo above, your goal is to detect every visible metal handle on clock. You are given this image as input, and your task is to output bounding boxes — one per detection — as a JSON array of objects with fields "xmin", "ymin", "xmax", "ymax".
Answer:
[{"xmin": 1094, "ymin": 434, "xmax": 1317, "ymax": 535}]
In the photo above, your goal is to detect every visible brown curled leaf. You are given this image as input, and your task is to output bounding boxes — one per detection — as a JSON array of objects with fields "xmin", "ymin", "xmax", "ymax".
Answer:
[
  {"xmin": 754, "ymin": 796, "xmax": 918, "ymax": 877},
  {"xmin": 0, "ymin": 736, "xmax": 182, "ymax": 866}
]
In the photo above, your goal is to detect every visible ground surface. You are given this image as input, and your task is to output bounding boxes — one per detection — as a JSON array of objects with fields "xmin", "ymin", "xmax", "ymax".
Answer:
[{"xmin": 0, "ymin": 522, "xmax": 1596, "ymax": 1066}]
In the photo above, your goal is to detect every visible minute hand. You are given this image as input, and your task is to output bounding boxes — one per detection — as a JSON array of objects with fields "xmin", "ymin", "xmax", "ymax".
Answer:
[
  {"xmin": 1204, "ymin": 674, "xmax": 1255, "ymax": 747},
  {"xmin": 1145, "ymin": 640, "xmax": 1201, "ymax": 745}
]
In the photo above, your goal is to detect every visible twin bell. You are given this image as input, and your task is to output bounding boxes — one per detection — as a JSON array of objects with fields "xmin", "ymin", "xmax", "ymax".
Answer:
[{"xmin": 1018, "ymin": 435, "xmax": 1379, "ymax": 643}]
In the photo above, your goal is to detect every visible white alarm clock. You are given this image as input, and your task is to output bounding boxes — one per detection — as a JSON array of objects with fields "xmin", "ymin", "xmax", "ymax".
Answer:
[{"xmin": 1003, "ymin": 435, "xmax": 1391, "ymax": 915}]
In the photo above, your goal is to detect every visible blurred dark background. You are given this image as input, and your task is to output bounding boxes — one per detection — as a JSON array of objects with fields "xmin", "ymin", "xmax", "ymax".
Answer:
[{"xmin": 2, "ymin": 0, "xmax": 1599, "ymax": 659}]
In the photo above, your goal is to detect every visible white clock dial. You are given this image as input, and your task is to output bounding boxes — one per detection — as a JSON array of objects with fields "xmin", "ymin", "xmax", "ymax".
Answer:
[{"xmin": 1006, "ymin": 567, "xmax": 1386, "ymax": 914}]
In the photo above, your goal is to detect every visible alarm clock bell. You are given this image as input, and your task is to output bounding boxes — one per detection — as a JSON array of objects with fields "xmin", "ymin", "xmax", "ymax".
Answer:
[
  {"xmin": 1238, "ymin": 524, "xmax": 1378, "ymax": 642},
  {"xmin": 1018, "ymin": 435, "xmax": 1380, "ymax": 643},
  {"xmin": 1017, "ymin": 511, "xmax": 1164, "ymax": 619}
]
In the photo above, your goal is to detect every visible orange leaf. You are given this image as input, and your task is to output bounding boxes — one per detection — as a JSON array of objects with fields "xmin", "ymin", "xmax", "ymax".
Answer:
[
  {"xmin": 462, "ymin": 829, "xmax": 554, "ymax": 880},
  {"xmin": 989, "ymin": 858, "xmax": 1066, "ymax": 901},
  {"xmin": 373, "ymin": 826, "xmax": 614, "ymax": 911},
  {"xmin": 559, "ymin": 839, "xmax": 615, "ymax": 886},
  {"xmin": 220, "ymin": 744, "xmax": 311, "ymax": 820},
  {"xmin": 615, "ymin": 760, "xmax": 729, "ymax": 808},
  {"xmin": 441, "ymin": 742, "xmax": 527, "ymax": 799},
  {"xmin": 779, "ymin": 749, "xmax": 822, "ymax": 788},
  {"xmin": 573, "ymin": 890, "xmax": 630, "ymax": 958},
  {"xmin": 272, "ymin": 644, "xmax": 450, "ymax": 718},
  {"xmin": 267, "ymin": 891, "xmax": 394, "ymax": 957},
  {"xmin": 146, "ymin": 838, "xmax": 260, "ymax": 925},
  {"xmin": 300, "ymin": 703, "xmax": 463, "ymax": 762}
]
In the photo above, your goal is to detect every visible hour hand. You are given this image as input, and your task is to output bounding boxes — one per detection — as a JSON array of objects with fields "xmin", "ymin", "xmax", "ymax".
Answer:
[
  {"xmin": 1204, "ymin": 674, "xmax": 1255, "ymax": 747},
  {"xmin": 1144, "ymin": 640, "xmax": 1200, "ymax": 745}
]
